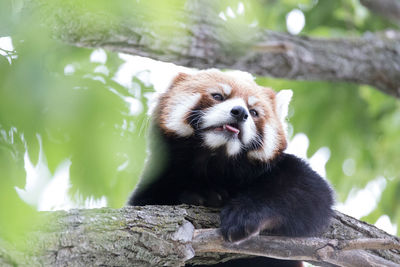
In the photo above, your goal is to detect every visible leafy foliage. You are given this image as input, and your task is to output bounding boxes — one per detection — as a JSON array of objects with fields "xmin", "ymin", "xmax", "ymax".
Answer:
[{"xmin": 0, "ymin": 22, "xmax": 150, "ymax": 241}]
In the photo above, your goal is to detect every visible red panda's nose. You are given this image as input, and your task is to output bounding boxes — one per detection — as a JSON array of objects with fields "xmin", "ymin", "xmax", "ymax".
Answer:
[{"xmin": 230, "ymin": 106, "xmax": 248, "ymax": 122}]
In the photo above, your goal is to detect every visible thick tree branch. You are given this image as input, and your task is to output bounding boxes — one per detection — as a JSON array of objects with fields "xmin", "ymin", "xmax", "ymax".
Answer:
[
  {"xmin": 0, "ymin": 206, "xmax": 399, "ymax": 267},
  {"xmin": 360, "ymin": 0, "xmax": 400, "ymax": 25},
  {"xmin": 29, "ymin": 0, "xmax": 400, "ymax": 98}
]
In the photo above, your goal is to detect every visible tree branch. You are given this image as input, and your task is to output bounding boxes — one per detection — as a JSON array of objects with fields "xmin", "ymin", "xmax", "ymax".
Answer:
[
  {"xmin": 360, "ymin": 0, "xmax": 400, "ymax": 25},
  {"xmin": 0, "ymin": 205, "xmax": 399, "ymax": 266},
  {"xmin": 193, "ymin": 229, "xmax": 400, "ymax": 267},
  {"xmin": 29, "ymin": 0, "xmax": 400, "ymax": 98}
]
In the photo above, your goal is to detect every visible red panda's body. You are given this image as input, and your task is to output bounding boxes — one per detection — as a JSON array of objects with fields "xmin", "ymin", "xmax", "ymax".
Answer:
[{"xmin": 128, "ymin": 70, "xmax": 334, "ymax": 267}]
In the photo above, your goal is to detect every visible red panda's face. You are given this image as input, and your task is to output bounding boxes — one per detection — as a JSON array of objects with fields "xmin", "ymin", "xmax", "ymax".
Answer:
[{"xmin": 156, "ymin": 70, "xmax": 292, "ymax": 163}]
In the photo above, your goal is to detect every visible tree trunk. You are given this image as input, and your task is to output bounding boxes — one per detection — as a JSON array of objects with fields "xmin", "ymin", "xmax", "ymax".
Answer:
[
  {"xmin": 0, "ymin": 205, "xmax": 399, "ymax": 266},
  {"xmin": 28, "ymin": 0, "xmax": 400, "ymax": 98}
]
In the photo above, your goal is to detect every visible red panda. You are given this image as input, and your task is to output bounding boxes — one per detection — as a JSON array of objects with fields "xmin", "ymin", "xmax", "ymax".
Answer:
[{"xmin": 128, "ymin": 69, "xmax": 334, "ymax": 267}]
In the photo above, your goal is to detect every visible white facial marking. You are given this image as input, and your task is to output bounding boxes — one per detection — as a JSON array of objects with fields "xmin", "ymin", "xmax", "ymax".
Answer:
[
  {"xmin": 241, "ymin": 118, "xmax": 257, "ymax": 145},
  {"xmin": 219, "ymin": 83, "xmax": 232, "ymax": 96},
  {"xmin": 225, "ymin": 70, "xmax": 255, "ymax": 84},
  {"xmin": 226, "ymin": 140, "xmax": 242, "ymax": 156},
  {"xmin": 248, "ymin": 123, "xmax": 278, "ymax": 162},
  {"xmin": 201, "ymin": 97, "xmax": 258, "ymax": 151},
  {"xmin": 201, "ymin": 98, "xmax": 247, "ymax": 129},
  {"xmin": 248, "ymin": 96, "xmax": 259, "ymax": 106},
  {"xmin": 165, "ymin": 93, "xmax": 201, "ymax": 137},
  {"xmin": 204, "ymin": 132, "xmax": 228, "ymax": 149},
  {"xmin": 263, "ymin": 124, "xmax": 279, "ymax": 159}
]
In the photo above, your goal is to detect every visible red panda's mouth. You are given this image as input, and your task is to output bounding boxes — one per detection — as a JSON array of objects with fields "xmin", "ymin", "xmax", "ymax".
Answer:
[{"xmin": 214, "ymin": 123, "xmax": 240, "ymax": 135}]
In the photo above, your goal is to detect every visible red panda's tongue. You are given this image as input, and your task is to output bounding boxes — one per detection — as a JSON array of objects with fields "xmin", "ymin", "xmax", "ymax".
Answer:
[{"xmin": 224, "ymin": 124, "xmax": 240, "ymax": 134}]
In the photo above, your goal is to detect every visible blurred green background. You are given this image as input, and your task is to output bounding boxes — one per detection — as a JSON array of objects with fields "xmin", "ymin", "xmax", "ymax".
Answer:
[{"xmin": 0, "ymin": 0, "xmax": 399, "ymax": 244}]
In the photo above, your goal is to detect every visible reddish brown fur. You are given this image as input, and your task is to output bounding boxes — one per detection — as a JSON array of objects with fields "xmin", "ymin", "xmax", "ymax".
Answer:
[{"xmin": 156, "ymin": 70, "xmax": 287, "ymax": 162}]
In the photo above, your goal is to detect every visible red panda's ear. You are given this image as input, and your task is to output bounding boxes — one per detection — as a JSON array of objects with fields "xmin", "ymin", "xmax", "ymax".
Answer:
[
  {"xmin": 170, "ymin": 72, "xmax": 191, "ymax": 87},
  {"xmin": 275, "ymin": 89, "xmax": 293, "ymax": 124}
]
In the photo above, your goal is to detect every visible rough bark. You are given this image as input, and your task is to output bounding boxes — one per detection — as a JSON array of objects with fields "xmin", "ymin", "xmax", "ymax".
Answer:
[
  {"xmin": 28, "ymin": 0, "xmax": 400, "ymax": 98},
  {"xmin": 361, "ymin": 0, "xmax": 400, "ymax": 24},
  {"xmin": 0, "ymin": 205, "xmax": 399, "ymax": 267}
]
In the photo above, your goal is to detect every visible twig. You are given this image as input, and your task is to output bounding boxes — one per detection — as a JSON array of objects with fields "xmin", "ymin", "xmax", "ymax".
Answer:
[
  {"xmin": 338, "ymin": 238, "xmax": 400, "ymax": 251},
  {"xmin": 0, "ymin": 47, "xmax": 17, "ymax": 56}
]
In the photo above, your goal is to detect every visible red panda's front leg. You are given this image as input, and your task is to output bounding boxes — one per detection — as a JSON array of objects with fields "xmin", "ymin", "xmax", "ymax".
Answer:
[
  {"xmin": 220, "ymin": 195, "xmax": 282, "ymax": 242},
  {"xmin": 220, "ymin": 158, "xmax": 334, "ymax": 243}
]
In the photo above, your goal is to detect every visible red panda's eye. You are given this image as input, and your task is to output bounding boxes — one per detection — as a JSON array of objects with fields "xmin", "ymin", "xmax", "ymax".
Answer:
[
  {"xmin": 211, "ymin": 93, "xmax": 224, "ymax": 101},
  {"xmin": 250, "ymin": 109, "xmax": 258, "ymax": 117}
]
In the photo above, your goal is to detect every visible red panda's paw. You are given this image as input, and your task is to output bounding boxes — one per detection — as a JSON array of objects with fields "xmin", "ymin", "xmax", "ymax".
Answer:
[{"xmin": 220, "ymin": 205, "xmax": 261, "ymax": 243}]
